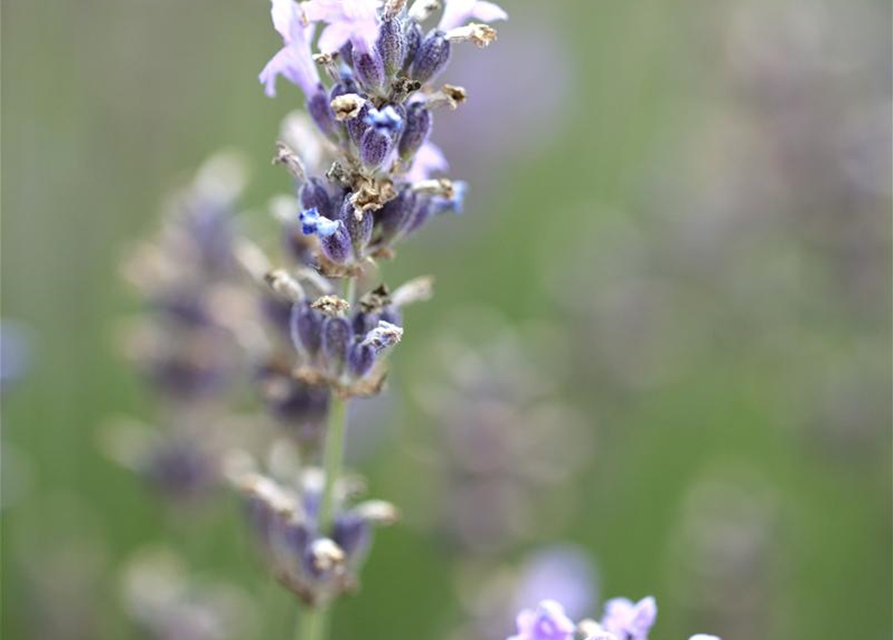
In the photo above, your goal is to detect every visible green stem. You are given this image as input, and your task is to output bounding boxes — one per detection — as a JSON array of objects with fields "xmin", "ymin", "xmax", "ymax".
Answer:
[
  {"xmin": 295, "ymin": 396, "xmax": 347, "ymax": 640},
  {"xmin": 316, "ymin": 394, "xmax": 348, "ymax": 533},
  {"xmin": 298, "ymin": 606, "xmax": 327, "ymax": 640}
]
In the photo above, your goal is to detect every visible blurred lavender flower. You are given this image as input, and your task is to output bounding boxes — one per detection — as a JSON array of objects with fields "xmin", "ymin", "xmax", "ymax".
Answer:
[
  {"xmin": 109, "ymin": 154, "xmax": 257, "ymax": 503},
  {"xmin": 101, "ymin": 417, "xmax": 237, "ymax": 503},
  {"xmin": 119, "ymin": 153, "xmax": 248, "ymax": 403},
  {"xmin": 434, "ymin": 14, "xmax": 572, "ymax": 200},
  {"xmin": 512, "ymin": 546, "xmax": 598, "ymax": 621},
  {"xmin": 554, "ymin": 0, "xmax": 891, "ymax": 455},
  {"xmin": 449, "ymin": 545, "xmax": 597, "ymax": 640},
  {"xmin": 667, "ymin": 468, "xmax": 783, "ymax": 640},
  {"xmin": 414, "ymin": 313, "xmax": 591, "ymax": 554},
  {"xmin": 15, "ymin": 495, "xmax": 107, "ymax": 640},
  {"xmin": 122, "ymin": 549, "xmax": 254, "ymax": 640},
  {"xmin": 508, "ymin": 600, "xmax": 576, "ymax": 640},
  {"xmin": 227, "ymin": 455, "xmax": 398, "ymax": 605},
  {"xmin": 599, "ymin": 597, "xmax": 657, "ymax": 640},
  {"xmin": 510, "ymin": 598, "xmax": 719, "ymax": 640}
]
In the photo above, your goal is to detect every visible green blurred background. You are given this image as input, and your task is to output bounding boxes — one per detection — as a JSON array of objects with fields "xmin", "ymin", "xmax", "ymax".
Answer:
[{"xmin": 2, "ymin": 0, "xmax": 891, "ymax": 639}]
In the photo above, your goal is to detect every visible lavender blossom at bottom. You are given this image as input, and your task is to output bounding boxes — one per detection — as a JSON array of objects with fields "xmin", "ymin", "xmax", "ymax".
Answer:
[
  {"xmin": 509, "ymin": 600, "xmax": 576, "ymax": 640},
  {"xmin": 508, "ymin": 598, "xmax": 719, "ymax": 640}
]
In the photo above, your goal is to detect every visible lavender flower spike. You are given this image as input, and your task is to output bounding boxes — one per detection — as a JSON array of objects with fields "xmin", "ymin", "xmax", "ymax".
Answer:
[
  {"xmin": 439, "ymin": 0, "xmax": 508, "ymax": 32},
  {"xmin": 600, "ymin": 596, "xmax": 657, "ymax": 640},
  {"xmin": 304, "ymin": 0, "xmax": 382, "ymax": 54},
  {"xmin": 259, "ymin": 0, "xmax": 320, "ymax": 97},
  {"xmin": 509, "ymin": 600, "xmax": 577, "ymax": 640}
]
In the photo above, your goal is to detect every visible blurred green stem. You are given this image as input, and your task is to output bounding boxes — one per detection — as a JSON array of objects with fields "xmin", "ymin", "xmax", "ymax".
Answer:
[
  {"xmin": 295, "ymin": 396, "xmax": 347, "ymax": 640},
  {"xmin": 299, "ymin": 606, "xmax": 327, "ymax": 640},
  {"xmin": 317, "ymin": 394, "xmax": 348, "ymax": 535}
]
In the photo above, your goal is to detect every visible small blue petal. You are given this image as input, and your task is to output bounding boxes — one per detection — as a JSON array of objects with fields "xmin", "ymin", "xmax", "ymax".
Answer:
[
  {"xmin": 451, "ymin": 181, "xmax": 468, "ymax": 215},
  {"xmin": 299, "ymin": 207, "xmax": 320, "ymax": 235},
  {"xmin": 299, "ymin": 206, "xmax": 340, "ymax": 238},
  {"xmin": 364, "ymin": 106, "xmax": 403, "ymax": 134},
  {"xmin": 315, "ymin": 217, "xmax": 340, "ymax": 238}
]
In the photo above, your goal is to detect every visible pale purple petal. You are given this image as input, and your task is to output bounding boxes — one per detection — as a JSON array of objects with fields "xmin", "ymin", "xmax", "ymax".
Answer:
[
  {"xmin": 601, "ymin": 597, "xmax": 657, "ymax": 640},
  {"xmin": 271, "ymin": 0, "xmax": 301, "ymax": 42},
  {"xmin": 306, "ymin": 0, "xmax": 381, "ymax": 53},
  {"xmin": 259, "ymin": 43, "xmax": 319, "ymax": 97},
  {"xmin": 259, "ymin": 47, "xmax": 295, "ymax": 97},
  {"xmin": 513, "ymin": 545, "xmax": 597, "ymax": 621},
  {"xmin": 303, "ymin": 0, "xmax": 345, "ymax": 22},
  {"xmin": 262, "ymin": 0, "xmax": 320, "ymax": 96},
  {"xmin": 630, "ymin": 596, "xmax": 657, "ymax": 637},
  {"xmin": 439, "ymin": 0, "xmax": 507, "ymax": 31},
  {"xmin": 318, "ymin": 22, "xmax": 354, "ymax": 53},
  {"xmin": 405, "ymin": 142, "xmax": 449, "ymax": 182},
  {"xmin": 515, "ymin": 608, "xmax": 538, "ymax": 634},
  {"xmin": 507, "ymin": 600, "xmax": 576, "ymax": 640},
  {"xmin": 537, "ymin": 600, "xmax": 577, "ymax": 637},
  {"xmin": 471, "ymin": 1, "xmax": 508, "ymax": 24},
  {"xmin": 581, "ymin": 622, "xmax": 618, "ymax": 640}
]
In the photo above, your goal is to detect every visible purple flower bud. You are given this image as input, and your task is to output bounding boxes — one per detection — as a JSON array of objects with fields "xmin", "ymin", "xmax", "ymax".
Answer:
[
  {"xmin": 403, "ymin": 20, "xmax": 423, "ymax": 72},
  {"xmin": 338, "ymin": 195, "xmax": 373, "ymax": 255},
  {"xmin": 340, "ymin": 42, "xmax": 354, "ymax": 69},
  {"xmin": 348, "ymin": 210, "xmax": 374, "ymax": 256},
  {"xmin": 399, "ymin": 102, "xmax": 432, "ymax": 159},
  {"xmin": 379, "ymin": 305, "xmax": 402, "ymax": 326},
  {"xmin": 157, "ymin": 292, "xmax": 210, "ymax": 326},
  {"xmin": 268, "ymin": 377, "xmax": 330, "ymax": 429},
  {"xmin": 329, "ymin": 74, "xmax": 360, "ymax": 100},
  {"xmin": 352, "ymin": 310, "xmax": 379, "ymax": 335},
  {"xmin": 348, "ymin": 341, "xmax": 376, "ymax": 378},
  {"xmin": 143, "ymin": 440, "xmax": 214, "ymax": 499},
  {"xmin": 322, "ymin": 316, "xmax": 353, "ymax": 374},
  {"xmin": 410, "ymin": 30, "xmax": 451, "ymax": 84},
  {"xmin": 149, "ymin": 357, "xmax": 225, "ymax": 399},
  {"xmin": 246, "ymin": 495, "xmax": 274, "ymax": 543},
  {"xmin": 283, "ymin": 519, "xmax": 312, "ymax": 558},
  {"xmin": 347, "ymin": 101, "xmax": 372, "ymax": 146},
  {"xmin": 300, "ymin": 177, "xmax": 335, "ymax": 219},
  {"xmin": 261, "ymin": 293, "xmax": 293, "ymax": 336},
  {"xmin": 377, "ymin": 187, "xmax": 417, "ymax": 240},
  {"xmin": 320, "ymin": 221, "xmax": 352, "ymax": 263},
  {"xmin": 405, "ymin": 196, "xmax": 434, "ymax": 234},
  {"xmin": 290, "ymin": 302, "xmax": 324, "ymax": 355},
  {"xmin": 359, "ymin": 127, "xmax": 394, "ymax": 170},
  {"xmin": 333, "ymin": 512, "xmax": 371, "ymax": 560},
  {"xmin": 354, "ymin": 50, "xmax": 386, "ymax": 92},
  {"xmin": 306, "ymin": 86, "xmax": 337, "ymax": 138},
  {"xmin": 377, "ymin": 19, "xmax": 407, "ymax": 77}
]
